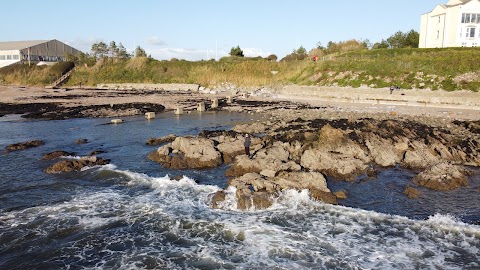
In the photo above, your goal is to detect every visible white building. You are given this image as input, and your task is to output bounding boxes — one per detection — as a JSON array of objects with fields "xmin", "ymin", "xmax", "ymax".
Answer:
[
  {"xmin": 0, "ymin": 39, "xmax": 80, "ymax": 68},
  {"xmin": 419, "ymin": 0, "xmax": 480, "ymax": 48}
]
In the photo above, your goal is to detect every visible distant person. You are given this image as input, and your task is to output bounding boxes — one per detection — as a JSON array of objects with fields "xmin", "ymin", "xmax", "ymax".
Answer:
[
  {"xmin": 389, "ymin": 86, "xmax": 394, "ymax": 94},
  {"xmin": 244, "ymin": 134, "xmax": 251, "ymax": 157}
]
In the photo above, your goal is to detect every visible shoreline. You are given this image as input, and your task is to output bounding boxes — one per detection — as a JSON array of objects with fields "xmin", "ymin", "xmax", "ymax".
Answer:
[{"xmin": 1, "ymin": 84, "xmax": 480, "ymax": 121}]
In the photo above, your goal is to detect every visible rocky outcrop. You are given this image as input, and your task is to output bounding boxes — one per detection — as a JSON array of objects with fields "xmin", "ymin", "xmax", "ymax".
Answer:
[
  {"xmin": 146, "ymin": 134, "xmax": 177, "ymax": 146},
  {"xmin": 300, "ymin": 125, "xmax": 370, "ymax": 180},
  {"xmin": 225, "ymin": 142, "xmax": 301, "ymax": 177},
  {"xmin": 412, "ymin": 162, "xmax": 469, "ymax": 191},
  {"xmin": 44, "ymin": 156, "xmax": 110, "ymax": 174},
  {"xmin": 212, "ymin": 171, "xmax": 336, "ymax": 210},
  {"xmin": 144, "ymin": 113, "xmax": 480, "ymax": 210},
  {"xmin": 43, "ymin": 151, "xmax": 76, "ymax": 160},
  {"xmin": 148, "ymin": 137, "xmax": 222, "ymax": 169},
  {"xmin": 5, "ymin": 140, "xmax": 45, "ymax": 152}
]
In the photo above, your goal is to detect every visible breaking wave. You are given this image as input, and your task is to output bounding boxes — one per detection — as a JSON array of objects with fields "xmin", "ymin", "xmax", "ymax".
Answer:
[{"xmin": 0, "ymin": 165, "xmax": 479, "ymax": 269}]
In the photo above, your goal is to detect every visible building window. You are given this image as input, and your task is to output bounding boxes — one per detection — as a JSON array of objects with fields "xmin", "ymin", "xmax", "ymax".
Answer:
[
  {"xmin": 438, "ymin": 16, "xmax": 441, "ymax": 24},
  {"xmin": 466, "ymin": 27, "xmax": 476, "ymax": 38},
  {"xmin": 462, "ymin": 13, "xmax": 480, "ymax": 24},
  {"xmin": 0, "ymin": 55, "xmax": 5, "ymax": 60},
  {"xmin": 6, "ymin": 55, "xmax": 12, "ymax": 60},
  {"xmin": 437, "ymin": 30, "xmax": 440, "ymax": 39},
  {"xmin": 12, "ymin": 55, "xmax": 19, "ymax": 60}
]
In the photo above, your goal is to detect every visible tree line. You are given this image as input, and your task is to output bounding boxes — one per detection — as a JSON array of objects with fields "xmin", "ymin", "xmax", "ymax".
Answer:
[{"xmin": 228, "ymin": 29, "xmax": 420, "ymax": 62}]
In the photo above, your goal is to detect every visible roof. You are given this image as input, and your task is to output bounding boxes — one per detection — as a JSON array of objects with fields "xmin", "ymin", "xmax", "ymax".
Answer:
[{"xmin": 0, "ymin": 40, "xmax": 50, "ymax": 51}]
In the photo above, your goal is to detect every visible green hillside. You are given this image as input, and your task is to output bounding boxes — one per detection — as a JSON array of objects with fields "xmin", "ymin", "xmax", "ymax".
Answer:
[{"xmin": 1, "ymin": 47, "xmax": 479, "ymax": 91}]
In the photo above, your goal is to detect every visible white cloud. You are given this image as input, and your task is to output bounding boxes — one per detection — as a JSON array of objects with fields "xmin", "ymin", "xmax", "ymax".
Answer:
[
  {"xmin": 145, "ymin": 36, "xmax": 167, "ymax": 46},
  {"xmin": 242, "ymin": 47, "xmax": 274, "ymax": 58},
  {"xmin": 146, "ymin": 47, "xmax": 273, "ymax": 61},
  {"xmin": 147, "ymin": 47, "xmax": 228, "ymax": 61}
]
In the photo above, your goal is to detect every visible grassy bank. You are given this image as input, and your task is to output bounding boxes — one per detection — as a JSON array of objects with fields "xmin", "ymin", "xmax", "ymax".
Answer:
[{"xmin": 1, "ymin": 48, "xmax": 480, "ymax": 91}]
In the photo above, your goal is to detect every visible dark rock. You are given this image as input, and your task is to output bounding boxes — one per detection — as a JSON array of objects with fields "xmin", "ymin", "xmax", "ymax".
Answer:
[
  {"xmin": 412, "ymin": 162, "xmax": 469, "ymax": 191},
  {"xmin": 44, "ymin": 156, "xmax": 110, "ymax": 174},
  {"xmin": 5, "ymin": 140, "xmax": 45, "ymax": 152},
  {"xmin": 43, "ymin": 151, "xmax": 76, "ymax": 160},
  {"xmin": 75, "ymin": 139, "xmax": 88, "ymax": 144},
  {"xmin": 146, "ymin": 134, "xmax": 177, "ymax": 146},
  {"xmin": 333, "ymin": 190, "xmax": 348, "ymax": 199},
  {"xmin": 211, "ymin": 191, "xmax": 227, "ymax": 209},
  {"xmin": 88, "ymin": 149, "xmax": 107, "ymax": 156},
  {"xmin": 404, "ymin": 186, "xmax": 421, "ymax": 199}
]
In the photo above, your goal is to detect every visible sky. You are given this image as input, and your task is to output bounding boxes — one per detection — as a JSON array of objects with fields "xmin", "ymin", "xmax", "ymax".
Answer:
[{"xmin": 0, "ymin": 0, "xmax": 443, "ymax": 61}]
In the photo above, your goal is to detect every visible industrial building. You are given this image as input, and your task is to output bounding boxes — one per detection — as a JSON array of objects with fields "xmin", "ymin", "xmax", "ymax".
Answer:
[{"xmin": 0, "ymin": 39, "xmax": 81, "ymax": 68}]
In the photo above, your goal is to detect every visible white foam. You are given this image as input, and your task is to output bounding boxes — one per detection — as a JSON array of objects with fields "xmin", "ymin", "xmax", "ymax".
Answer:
[{"xmin": 1, "ymin": 167, "xmax": 479, "ymax": 269}]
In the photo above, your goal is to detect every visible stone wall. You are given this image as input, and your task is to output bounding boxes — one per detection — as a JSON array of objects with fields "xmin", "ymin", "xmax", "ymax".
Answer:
[
  {"xmin": 275, "ymin": 86, "xmax": 480, "ymax": 109},
  {"xmin": 96, "ymin": 83, "xmax": 199, "ymax": 92}
]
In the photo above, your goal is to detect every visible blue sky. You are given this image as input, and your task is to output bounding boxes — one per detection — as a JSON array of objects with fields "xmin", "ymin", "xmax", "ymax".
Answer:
[{"xmin": 1, "ymin": 0, "xmax": 442, "ymax": 61}]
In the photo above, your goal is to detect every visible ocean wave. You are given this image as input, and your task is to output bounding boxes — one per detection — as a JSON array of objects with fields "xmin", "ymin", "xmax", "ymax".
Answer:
[{"xmin": 0, "ymin": 166, "xmax": 479, "ymax": 269}]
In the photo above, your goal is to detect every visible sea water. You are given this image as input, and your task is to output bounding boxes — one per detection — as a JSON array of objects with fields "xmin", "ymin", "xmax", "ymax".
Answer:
[{"xmin": 0, "ymin": 112, "xmax": 479, "ymax": 269}]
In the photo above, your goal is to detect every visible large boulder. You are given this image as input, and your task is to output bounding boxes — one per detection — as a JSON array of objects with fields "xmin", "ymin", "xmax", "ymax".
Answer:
[
  {"xmin": 402, "ymin": 140, "xmax": 442, "ymax": 170},
  {"xmin": 364, "ymin": 134, "xmax": 402, "ymax": 167},
  {"xmin": 215, "ymin": 134, "xmax": 262, "ymax": 163},
  {"xmin": 300, "ymin": 125, "xmax": 370, "ymax": 180},
  {"xmin": 171, "ymin": 137, "xmax": 222, "ymax": 168},
  {"xmin": 5, "ymin": 140, "xmax": 45, "ymax": 152},
  {"xmin": 149, "ymin": 137, "xmax": 222, "ymax": 169},
  {"xmin": 214, "ymin": 171, "xmax": 336, "ymax": 210},
  {"xmin": 45, "ymin": 156, "xmax": 110, "ymax": 174},
  {"xmin": 225, "ymin": 142, "xmax": 301, "ymax": 177},
  {"xmin": 412, "ymin": 162, "xmax": 469, "ymax": 191}
]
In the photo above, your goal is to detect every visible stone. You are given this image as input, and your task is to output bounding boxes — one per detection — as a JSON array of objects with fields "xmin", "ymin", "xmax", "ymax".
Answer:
[
  {"xmin": 404, "ymin": 186, "xmax": 421, "ymax": 199},
  {"xmin": 43, "ymin": 151, "xmax": 76, "ymax": 160},
  {"xmin": 300, "ymin": 125, "xmax": 370, "ymax": 180},
  {"xmin": 149, "ymin": 137, "xmax": 222, "ymax": 169},
  {"xmin": 211, "ymin": 191, "xmax": 227, "ymax": 209},
  {"xmin": 75, "ymin": 138, "xmax": 88, "ymax": 144},
  {"xmin": 145, "ymin": 112, "xmax": 155, "ymax": 119},
  {"xmin": 333, "ymin": 190, "xmax": 348, "ymax": 199},
  {"xmin": 412, "ymin": 162, "xmax": 469, "ymax": 191},
  {"xmin": 45, "ymin": 156, "xmax": 110, "ymax": 174},
  {"xmin": 260, "ymin": 169, "xmax": 277, "ymax": 178},
  {"xmin": 111, "ymin": 119, "xmax": 123, "ymax": 124},
  {"xmin": 146, "ymin": 134, "xmax": 177, "ymax": 145},
  {"xmin": 211, "ymin": 98, "xmax": 219, "ymax": 109},
  {"xmin": 197, "ymin": 102, "xmax": 206, "ymax": 112},
  {"xmin": 175, "ymin": 107, "xmax": 184, "ymax": 115},
  {"xmin": 5, "ymin": 140, "xmax": 45, "ymax": 152}
]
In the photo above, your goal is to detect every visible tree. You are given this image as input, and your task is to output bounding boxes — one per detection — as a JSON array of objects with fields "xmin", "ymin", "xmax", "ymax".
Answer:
[
  {"xmin": 229, "ymin": 46, "xmax": 244, "ymax": 57},
  {"xmin": 372, "ymin": 39, "xmax": 390, "ymax": 49},
  {"xmin": 267, "ymin": 54, "xmax": 278, "ymax": 61},
  {"xmin": 91, "ymin": 41, "xmax": 108, "ymax": 58},
  {"xmin": 135, "ymin": 46, "xmax": 147, "ymax": 57},
  {"xmin": 109, "ymin": 41, "xmax": 119, "ymax": 58},
  {"xmin": 405, "ymin": 30, "xmax": 420, "ymax": 48},
  {"xmin": 387, "ymin": 31, "xmax": 407, "ymax": 49},
  {"xmin": 117, "ymin": 43, "xmax": 130, "ymax": 59},
  {"xmin": 316, "ymin": 42, "xmax": 326, "ymax": 50}
]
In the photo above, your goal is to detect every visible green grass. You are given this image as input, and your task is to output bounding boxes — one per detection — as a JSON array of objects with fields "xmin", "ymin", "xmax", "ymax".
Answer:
[{"xmin": 2, "ymin": 48, "xmax": 480, "ymax": 91}]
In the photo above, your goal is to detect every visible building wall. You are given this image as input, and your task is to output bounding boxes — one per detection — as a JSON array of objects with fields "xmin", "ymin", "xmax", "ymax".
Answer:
[
  {"xmin": 0, "ymin": 50, "xmax": 20, "ymax": 61},
  {"xmin": 419, "ymin": 0, "xmax": 480, "ymax": 48},
  {"xmin": 0, "ymin": 40, "xmax": 81, "ymax": 68}
]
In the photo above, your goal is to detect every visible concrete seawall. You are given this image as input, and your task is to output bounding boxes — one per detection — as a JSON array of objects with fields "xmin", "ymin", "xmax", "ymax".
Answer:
[
  {"xmin": 96, "ymin": 83, "xmax": 199, "ymax": 92},
  {"xmin": 276, "ymin": 86, "xmax": 480, "ymax": 110}
]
